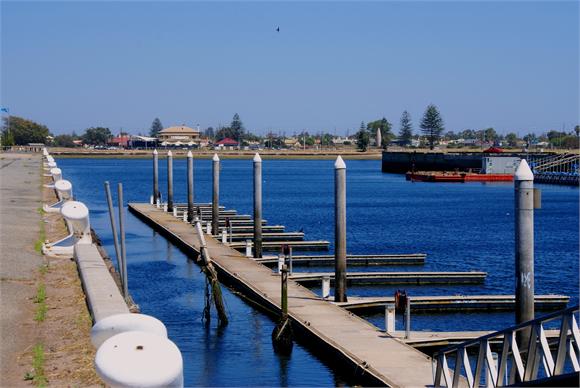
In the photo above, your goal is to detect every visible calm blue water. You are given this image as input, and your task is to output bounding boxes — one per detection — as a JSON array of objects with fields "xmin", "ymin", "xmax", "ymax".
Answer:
[{"xmin": 57, "ymin": 158, "xmax": 579, "ymax": 385}]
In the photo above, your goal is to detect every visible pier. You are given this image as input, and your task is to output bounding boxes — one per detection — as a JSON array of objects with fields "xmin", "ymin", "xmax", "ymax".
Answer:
[
  {"xmin": 290, "ymin": 271, "xmax": 486, "ymax": 285},
  {"xmin": 335, "ymin": 294, "xmax": 569, "ymax": 313},
  {"xmin": 255, "ymin": 253, "xmax": 426, "ymax": 266},
  {"xmin": 128, "ymin": 203, "xmax": 437, "ymax": 386}
]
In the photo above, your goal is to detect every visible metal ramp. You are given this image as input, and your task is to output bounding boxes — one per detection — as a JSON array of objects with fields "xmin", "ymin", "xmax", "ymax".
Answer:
[{"xmin": 433, "ymin": 306, "xmax": 579, "ymax": 387}]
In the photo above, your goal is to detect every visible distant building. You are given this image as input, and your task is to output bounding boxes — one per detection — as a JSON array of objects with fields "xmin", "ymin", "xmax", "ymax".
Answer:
[
  {"xmin": 158, "ymin": 125, "xmax": 201, "ymax": 146},
  {"xmin": 109, "ymin": 135, "xmax": 131, "ymax": 148},
  {"xmin": 215, "ymin": 138, "xmax": 239, "ymax": 148},
  {"xmin": 129, "ymin": 135, "xmax": 157, "ymax": 149}
]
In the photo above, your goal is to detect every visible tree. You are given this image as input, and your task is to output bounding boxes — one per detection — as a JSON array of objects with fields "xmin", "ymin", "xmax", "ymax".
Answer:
[
  {"xmin": 483, "ymin": 128, "xmax": 498, "ymax": 144},
  {"xmin": 505, "ymin": 133, "xmax": 518, "ymax": 147},
  {"xmin": 367, "ymin": 117, "xmax": 393, "ymax": 147},
  {"xmin": 399, "ymin": 111, "xmax": 413, "ymax": 145},
  {"xmin": 420, "ymin": 104, "xmax": 444, "ymax": 150},
  {"xmin": 53, "ymin": 134, "xmax": 76, "ymax": 147},
  {"xmin": 149, "ymin": 118, "xmax": 163, "ymax": 137},
  {"xmin": 2, "ymin": 116, "xmax": 50, "ymax": 145},
  {"xmin": 523, "ymin": 133, "xmax": 537, "ymax": 146},
  {"xmin": 82, "ymin": 127, "xmax": 112, "ymax": 145},
  {"xmin": 230, "ymin": 113, "xmax": 245, "ymax": 141},
  {"xmin": 356, "ymin": 121, "xmax": 370, "ymax": 151}
]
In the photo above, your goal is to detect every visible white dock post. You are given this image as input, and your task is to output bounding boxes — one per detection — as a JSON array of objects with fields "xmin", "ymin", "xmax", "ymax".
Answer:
[
  {"xmin": 385, "ymin": 304, "xmax": 395, "ymax": 334},
  {"xmin": 334, "ymin": 156, "xmax": 347, "ymax": 302},
  {"xmin": 212, "ymin": 153, "xmax": 220, "ymax": 235},
  {"xmin": 163, "ymin": 203, "xmax": 168, "ymax": 212},
  {"xmin": 277, "ymin": 253, "xmax": 284, "ymax": 274},
  {"xmin": 222, "ymin": 230, "xmax": 227, "ymax": 244},
  {"xmin": 187, "ymin": 150, "xmax": 194, "ymax": 222},
  {"xmin": 149, "ymin": 195, "xmax": 154, "ymax": 205},
  {"xmin": 322, "ymin": 276, "xmax": 330, "ymax": 299},
  {"xmin": 167, "ymin": 150, "xmax": 174, "ymax": 213},
  {"xmin": 172, "ymin": 207, "xmax": 177, "ymax": 217},
  {"xmin": 245, "ymin": 240, "xmax": 252, "ymax": 257},
  {"xmin": 253, "ymin": 153, "xmax": 263, "ymax": 258},
  {"xmin": 206, "ymin": 222, "xmax": 211, "ymax": 234},
  {"xmin": 153, "ymin": 149, "xmax": 159, "ymax": 203},
  {"xmin": 182, "ymin": 211, "xmax": 187, "ymax": 222},
  {"xmin": 405, "ymin": 297, "xmax": 411, "ymax": 339}
]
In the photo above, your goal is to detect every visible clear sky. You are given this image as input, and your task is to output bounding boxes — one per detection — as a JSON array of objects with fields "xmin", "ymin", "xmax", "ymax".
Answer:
[{"xmin": 1, "ymin": 1, "xmax": 578, "ymax": 136}]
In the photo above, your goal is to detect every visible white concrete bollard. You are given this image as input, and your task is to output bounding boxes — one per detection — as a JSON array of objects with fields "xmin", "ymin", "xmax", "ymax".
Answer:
[
  {"xmin": 172, "ymin": 207, "xmax": 177, "ymax": 217},
  {"xmin": 91, "ymin": 313, "xmax": 168, "ymax": 349},
  {"xmin": 277, "ymin": 254, "xmax": 284, "ymax": 274},
  {"xmin": 150, "ymin": 195, "xmax": 154, "ymax": 205},
  {"xmin": 245, "ymin": 240, "xmax": 252, "ymax": 257},
  {"xmin": 60, "ymin": 201, "xmax": 92, "ymax": 244},
  {"xmin": 385, "ymin": 304, "xmax": 396, "ymax": 334},
  {"xmin": 95, "ymin": 331, "xmax": 183, "ymax": 388},
  {"xmin": 50, "ymin": 167, "xmax": 62, "ymax": 182},
  {"xmin": 44, "ymin": 179, "xmax": 73, "ymax": 212},
  {"xmin": 322, "ymin": 276, "xmax": 331, "ymax": 299},
  {"xmin": 163, "ymin": 203, "xmax": 168, "ymax": 212},
  {"xmin": 206, "ymin": 222, "xmax": 211, "ymax": 234},
  {"xmin": 182, "ymin": 211, "xmax": 187, "ymax": 222},
  {"xmin": 156, "ymin": 200, "xmax": 160, "ymax": 209},
  {"xmin": 221, "ymin": 230, "xmax": 227, "ymax": 243}
]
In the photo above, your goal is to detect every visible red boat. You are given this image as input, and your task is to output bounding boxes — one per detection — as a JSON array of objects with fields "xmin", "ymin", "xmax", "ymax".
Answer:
[{"xmin": 406, "ymin": 171, "xmax": 513, "ymax": 183}]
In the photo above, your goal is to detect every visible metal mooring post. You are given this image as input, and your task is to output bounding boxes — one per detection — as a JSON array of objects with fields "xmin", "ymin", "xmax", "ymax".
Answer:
[
  {"xmin": 253, "ymin": 153, "xmax": 263, "ymax": 258},
  {"xmin": 117, "ymin": 183, "xmax": 128, "ymax": 299},
  {"xmin": 187, "ymin": 150, "xmax": 194, "ymax": 222},
  {"xmin": 515, "ymin": 159, "xmax": 535, "ymax": 345},
  {"xmin": 167, "ymin": 150, "xmax": 174, "ymax": 213},
  {"xmin": 334, "ymin": 156, "xmax": 347, "ymax": 302},
  {"xmin": 212, "ymin": 154, "xmax": 220, "ymax": 236},
  {"xmin": 153, "ymin": 149, "xmax": 159, "ymax": 204}
]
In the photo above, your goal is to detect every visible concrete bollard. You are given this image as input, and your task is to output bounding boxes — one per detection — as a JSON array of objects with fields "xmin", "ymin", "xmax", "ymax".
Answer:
[
  {"xmin": 167, "ymin": 150, "xmax": 174, "ymax": 213},
  {"xmin": 322, "ymin": 276, "xmax": 330, "ymax": 299},
  {"xmin": 50, "ymin": 167, "xmax": 62, "ymax": 182},
  {"xmin": 212, "ymin": 154, "xmax": 220, "ymax": 235},
  {"xmin": 150, "ymin": 195, "xmax": 154, "ymax": 205},
  {"xmin": 91, "ymin": 313, "xmax": 168, "ymax": 349},
  {"xmin": 206, "ymin": 222, "xmax": 211, "ymax": 234},
  {"xmin": 153, "ymin": 149, "xmax": 159, "ymax": 203},
  {"xmin": 156, "ymin": 200, "xmax": 160, "ymax": 209},
  {"xmin": 43, "ymin": 200, "xmax": 91, "ymax": 256},
  {"xmin": 163, "ymin": 203, "xmax": 168, "ymax": 212},
  {"xmin": 221, "ymin": 230, "xmax": 227, "ymax": 244},
  {"xmin": 44, "ymin": 179, "xmax": 73, "ymax": 213},
  {"xmin": 172, "ymin": 207, "xmax": 177, "ymax": 217},
  {"xmin": 182, "ymin": 211, "xmax": 187, "ymax": 222},
  {"xmin": 253, "ymin": 153, "xmax": 263, "ymax": 258},
  {"xmin": 334, "ymin": 156, "xmax": 347, "ymax": 302},
  {"xmin": 245, "ymin": 240, "xmax": 252, "ymax": 257},
  {"xmin": 95, "ymin": 331, "xmax": 183, "ymax": 388},
  {"xmin": 385, "ymin": 304, "xmax": 395, "ymax": 334}
]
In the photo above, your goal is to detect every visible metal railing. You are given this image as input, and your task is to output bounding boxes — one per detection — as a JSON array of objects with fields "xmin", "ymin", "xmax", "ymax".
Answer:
[
  {"xmin": 433, "ymin": 306, "xmax": 579, "ymax": 387},
  {"xmin": 528, "ymin": 153, "xmax": 579, "ymax": 175}
]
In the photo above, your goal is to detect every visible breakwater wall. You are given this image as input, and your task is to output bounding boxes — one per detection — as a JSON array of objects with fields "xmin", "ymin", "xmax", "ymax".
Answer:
[{"xmin": 381, "ymin": 151, "xmax": 552, "ymax": 173}]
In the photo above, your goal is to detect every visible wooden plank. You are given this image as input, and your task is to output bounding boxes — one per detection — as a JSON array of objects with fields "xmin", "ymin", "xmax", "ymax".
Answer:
[
  {"xmin": 128, "ymin": 203, "xmax": 436, "ymax": 387},
  {"xmin": 334, "ymin": 295, "xmax": 570, "ymax": 313},
  {"xmin": 289, "ymin": 271, "xmax": 486, "ymax": 285}
]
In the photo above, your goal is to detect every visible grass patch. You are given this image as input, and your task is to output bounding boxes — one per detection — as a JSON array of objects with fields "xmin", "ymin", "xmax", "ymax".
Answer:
[
  {"xmin": 34, "ymin": 284, "xmax": 47, "ymax": 322},
  {"xmin": 25, "ymin": 344, "xmax": 48, "ymax": 386},
  {"xmin": 35, "ymin": 209, "xmax": 46, "ymax": 254},
  {"xmin": 39, "ymin": 264, "xmax": 48, "ymax": 275}
]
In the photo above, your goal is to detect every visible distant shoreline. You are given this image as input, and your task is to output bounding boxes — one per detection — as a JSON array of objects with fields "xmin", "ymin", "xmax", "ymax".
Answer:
[{"xmin": 49, "ymin": 149, "xmax": 383, "ymax": 160}]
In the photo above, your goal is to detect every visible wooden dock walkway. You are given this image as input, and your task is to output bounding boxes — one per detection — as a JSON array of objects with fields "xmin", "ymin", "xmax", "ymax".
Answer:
[
  {"xmin": 128, "ymin": 203, "xmax": 436, "ymax": 387},
  {"xmin": 228, "ymin": 240, "xmax": 330, "ymax": 251},
  {"xmin": 289, "ymin": 271, "xmax": 486, "ymax": 285},
  {"xmin": 255, "ymin": 253, "xmax": 426, "ymax": 266},
  {"xmin": 334, "ymin": 294, "xmax": 569, "ymax": 313}
]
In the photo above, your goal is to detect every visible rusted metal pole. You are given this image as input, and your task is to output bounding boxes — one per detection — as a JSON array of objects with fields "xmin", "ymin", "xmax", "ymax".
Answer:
[{"xmin": 334, "ymin": 156, "xmax": 347, "ymax": 302}]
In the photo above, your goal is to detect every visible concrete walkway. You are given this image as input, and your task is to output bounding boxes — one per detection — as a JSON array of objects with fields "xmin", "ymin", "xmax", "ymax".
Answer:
[{"xmin": 0, "ymin": 153, "xmax": 42, "ymax": 385}]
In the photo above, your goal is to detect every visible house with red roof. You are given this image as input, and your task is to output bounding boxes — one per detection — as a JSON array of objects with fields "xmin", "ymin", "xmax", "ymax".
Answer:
[{"xmin": 215, "ymin": 137, "xmax": 239, "ymax": 148}]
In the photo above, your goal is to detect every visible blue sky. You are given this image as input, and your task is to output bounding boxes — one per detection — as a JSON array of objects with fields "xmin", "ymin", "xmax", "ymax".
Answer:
[{"xmin": 1, "ymin": 1, "xmax": 578, "ymax": 136}]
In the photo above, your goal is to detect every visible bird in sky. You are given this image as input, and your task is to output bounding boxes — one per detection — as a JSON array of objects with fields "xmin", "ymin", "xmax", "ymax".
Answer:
[{"xmin": 276, "ymin": 27, "xmax": 280, "ymax": 32}]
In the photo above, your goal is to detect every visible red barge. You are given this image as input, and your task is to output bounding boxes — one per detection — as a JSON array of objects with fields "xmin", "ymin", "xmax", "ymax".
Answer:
[{"xmin": 406, "ymin": 171, "xmax": 513, "ymax": 183}]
